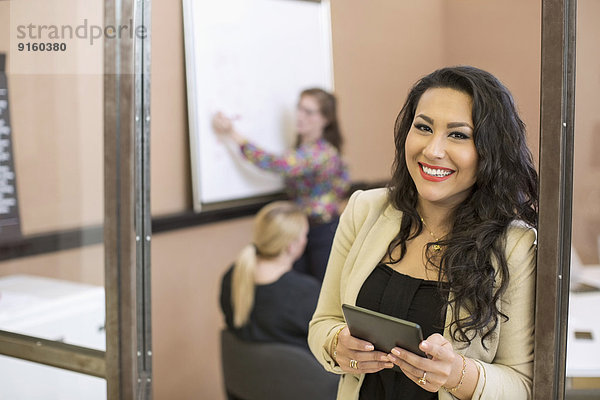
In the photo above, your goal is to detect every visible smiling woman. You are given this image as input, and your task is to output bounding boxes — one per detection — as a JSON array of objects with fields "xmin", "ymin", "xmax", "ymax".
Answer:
[
  {"xmin": 405, "ymin": 88, "xmax": 478, "ymax": 209},
  {"xmin": 308, "ymin": 66, "xmax": 539, "ymax": 400}
]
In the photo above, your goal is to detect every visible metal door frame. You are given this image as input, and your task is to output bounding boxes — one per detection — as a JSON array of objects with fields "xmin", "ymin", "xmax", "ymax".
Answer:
[
  {"xmin": 534, "ymin": 0, "xmax": 576, "ymax": 399},
  {"xmin": 104, "ymin": 0, "xmax": 153, "ymax": 398}
]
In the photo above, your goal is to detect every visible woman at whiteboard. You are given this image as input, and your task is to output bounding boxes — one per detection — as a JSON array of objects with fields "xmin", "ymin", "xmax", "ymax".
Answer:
[{"xmin": 213, "ymin": 88, "xmax": 350, "ymax": 283}]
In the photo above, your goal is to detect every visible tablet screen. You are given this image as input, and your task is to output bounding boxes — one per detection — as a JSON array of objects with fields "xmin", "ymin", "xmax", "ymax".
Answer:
[{"xmin": 342, "ymin": 304, "xmax": 426, "ymax": 358}]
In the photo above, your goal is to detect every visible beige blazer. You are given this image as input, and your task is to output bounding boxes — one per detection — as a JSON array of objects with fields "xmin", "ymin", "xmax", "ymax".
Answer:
[{"xmin": 308, "ymin": 188, "xmax": 537, "ymax": 400}]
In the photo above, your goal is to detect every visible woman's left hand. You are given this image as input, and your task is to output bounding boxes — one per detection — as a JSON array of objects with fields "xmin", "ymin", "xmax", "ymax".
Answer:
[{"xmin": 387, "ymin": 333, "xmax": 462, "ymax": 393}]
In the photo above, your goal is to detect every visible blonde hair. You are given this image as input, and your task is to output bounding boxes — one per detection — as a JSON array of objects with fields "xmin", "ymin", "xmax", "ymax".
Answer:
[{"xmin": 231, "ymin": 201, "xmax": 307, "ymax": 328}]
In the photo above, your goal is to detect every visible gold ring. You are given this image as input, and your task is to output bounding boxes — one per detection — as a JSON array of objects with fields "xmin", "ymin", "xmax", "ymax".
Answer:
[
  {"xmin": 418, "ymin": 371, "xmax": 427, "ymax": 385},
  {"xmin": 350, "ymin": 359, "xmax": 359, "ymax": 369}
]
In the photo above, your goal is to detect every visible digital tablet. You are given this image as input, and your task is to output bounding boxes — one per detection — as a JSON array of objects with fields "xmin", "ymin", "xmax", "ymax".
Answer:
[{"xmin": 342, "ymin": 304, "xmax": 427, "ymax": 358}]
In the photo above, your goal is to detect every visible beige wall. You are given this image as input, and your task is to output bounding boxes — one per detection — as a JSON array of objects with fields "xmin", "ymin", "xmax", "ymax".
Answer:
[
  {"xmin": 4, "ymin": 0, "xmax": 600, "ymax": 398},
  {"xmin": 443, "ymin": 0, "xmax": 541, "ymax": 160},
  {"xmin": 0, "ymin": 4, "xmax": 8, "ymax": 53},
  {"xmin": 9, "ymin": 74, "xmax": 104, "ymax": 234},
  {"xmin": 573, "ymin": 0, "xmax": 600, "ymax": 264},
  {"xmin": 151, "ymin": 218, "xmax": 252, "ymax": 400},
  {"xmin": 0, "ymin": 244, "xmax": 103, "ymax": 285},
  {"xmin": 150, "ymin": 0, "xmax": 191, "ymax": 215},
  {"xmin": 0, "ymin": 2, "xmax": 104, "ymax": 235},
  {"xmin": 330, "ymin": 1, "xmax": 446, "ymax": 182}
]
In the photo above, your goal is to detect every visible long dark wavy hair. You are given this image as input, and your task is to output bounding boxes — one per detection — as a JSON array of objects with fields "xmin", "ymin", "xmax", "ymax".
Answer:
[
  {"xmin": 387, "ymin": 66, "xmax": 538, "ymax": 347},
  {"xmin": 295, "ymin": 88, "xmax": 343, "ymax": 151}
]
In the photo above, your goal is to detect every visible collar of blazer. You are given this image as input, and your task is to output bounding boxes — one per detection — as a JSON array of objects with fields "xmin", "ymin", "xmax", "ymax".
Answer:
[{"xmin": 343, "ymin": 201, "xmax": 404, "ymax": 307}]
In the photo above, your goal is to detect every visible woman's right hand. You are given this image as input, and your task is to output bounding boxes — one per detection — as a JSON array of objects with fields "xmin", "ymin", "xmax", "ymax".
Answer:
[
  {"xmin": 334, "ymin": 327, "xmax": 394, "ymax": 374},
  {"xmin": 212, "ymin": 112, "xmax": 235, "ymax": 135},
  {"xmin": 212, "ymin": 112, "xmax": 246, "ymax": 145}
]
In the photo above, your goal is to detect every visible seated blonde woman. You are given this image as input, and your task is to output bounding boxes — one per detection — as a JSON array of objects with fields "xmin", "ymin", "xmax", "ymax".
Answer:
[{"xmin": 220, "ymin": 201, "xmax": 321, "ymax": 349}]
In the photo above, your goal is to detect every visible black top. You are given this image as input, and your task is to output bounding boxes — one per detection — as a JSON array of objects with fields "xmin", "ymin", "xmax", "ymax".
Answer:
[
  {"xmin": 220, "ymin": 266, "xmax": 321, "ymax": 349},
  {"xmin": 357, "ymin": 263, "xmax": 447, "ymax": 400}
]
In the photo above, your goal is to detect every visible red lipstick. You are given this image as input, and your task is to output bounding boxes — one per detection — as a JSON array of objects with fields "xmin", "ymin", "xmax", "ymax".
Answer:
[{"xmin": 418, "ymin": 162, "xmax": 455, "ymax": 182}]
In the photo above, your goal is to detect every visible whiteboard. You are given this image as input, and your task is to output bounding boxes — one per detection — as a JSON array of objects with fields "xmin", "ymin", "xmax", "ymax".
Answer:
[{"xmin": 182, "ymin": 0, "xmax": 333, "ymax": 211}]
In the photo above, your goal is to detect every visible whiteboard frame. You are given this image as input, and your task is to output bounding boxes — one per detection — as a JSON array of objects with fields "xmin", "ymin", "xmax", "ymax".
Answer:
[{"xmin": 182, "ymin": 0, "xmax": 334, "ymax": 212}]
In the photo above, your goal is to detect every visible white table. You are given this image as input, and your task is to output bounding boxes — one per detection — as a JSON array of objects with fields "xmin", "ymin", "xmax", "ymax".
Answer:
[
  {"xmin": 566, "ymin": 291, "xmax": 600, "ymax": 378},
  {"xmin": 0, "ymin": 274, "xmax": 106, "ymax": 400},
  {"xmin": 577, "ymin": 266, "xmax": 600, "ymax": 289}
]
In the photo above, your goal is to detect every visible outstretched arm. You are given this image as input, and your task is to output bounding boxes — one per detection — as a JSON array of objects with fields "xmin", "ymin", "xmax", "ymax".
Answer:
[{"xmin": 212, "ymin": 111, "xmax": 319, "ymax": 176}]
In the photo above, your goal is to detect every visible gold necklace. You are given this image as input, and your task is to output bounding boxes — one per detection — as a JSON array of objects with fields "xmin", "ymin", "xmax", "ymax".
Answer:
[{"xmin": 420, "ymin": 217, "xmax": 442, "ymax": 251}]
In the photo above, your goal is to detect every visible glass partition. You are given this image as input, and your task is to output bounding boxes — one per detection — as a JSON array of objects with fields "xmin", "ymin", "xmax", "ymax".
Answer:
[
  {"xmin": 0, "ymin": 0, "xmax": 152, "ymax": 397},
  {"xmin": 0, "ymin": 0, "xmax": 107, "ymax": 397},
  {"xmin": 566, "ymin": 0, "xmax": 600, "ymax": 398},
  {"xmin": 0, "ymin": 0, "xmax": 105, "ymax": 354}
]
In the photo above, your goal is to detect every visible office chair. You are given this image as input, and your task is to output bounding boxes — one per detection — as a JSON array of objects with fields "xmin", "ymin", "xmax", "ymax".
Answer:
[{"xmin": 220, "ymin": 329, "xmax": 339, "ymax": 400}]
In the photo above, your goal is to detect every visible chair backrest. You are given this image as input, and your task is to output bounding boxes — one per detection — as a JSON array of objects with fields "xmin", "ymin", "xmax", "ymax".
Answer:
[{"xmin": 220, "ymin": 329, "xmax": 339, "ymax": 400}]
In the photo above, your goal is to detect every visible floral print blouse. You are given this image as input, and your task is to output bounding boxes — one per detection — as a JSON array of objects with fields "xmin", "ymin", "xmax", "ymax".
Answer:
[{"xmin": 240, "ymin": 138, "xmax": 350, "ymax": 223}]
